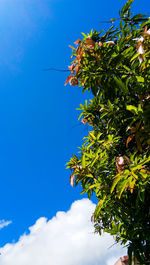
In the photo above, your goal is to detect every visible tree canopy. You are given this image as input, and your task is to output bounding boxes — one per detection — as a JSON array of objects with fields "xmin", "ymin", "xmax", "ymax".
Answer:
[{"xmin": 66, "ymin": 0, "xmax": 150, "ymax": 264}]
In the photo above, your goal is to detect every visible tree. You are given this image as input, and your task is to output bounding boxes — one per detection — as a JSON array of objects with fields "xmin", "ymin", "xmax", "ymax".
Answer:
[{"xmin": 66, "ymin": 0, "xmax": 150, "ymax": 264}]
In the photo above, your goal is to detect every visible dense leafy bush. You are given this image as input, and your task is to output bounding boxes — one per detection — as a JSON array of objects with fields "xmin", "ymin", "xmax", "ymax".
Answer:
[{"xmin": 66, "ymin": 0, "xmax": 150, "ymax": 264}]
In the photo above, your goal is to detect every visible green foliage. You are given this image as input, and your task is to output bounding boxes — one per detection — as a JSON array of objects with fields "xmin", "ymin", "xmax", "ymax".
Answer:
[{"xmin": 66, "ymin": 1, "xmax": 150, "ymax": 264}]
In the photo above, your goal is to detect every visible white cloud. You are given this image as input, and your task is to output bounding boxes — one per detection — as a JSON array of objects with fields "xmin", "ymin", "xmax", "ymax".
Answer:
[
  {"xmin": 0, "ymin": 199, "xmax": 126, "ymax": 265},
  {"xmin": 0, "ymin": 220, "xmax": 12, "ymax": 230}
]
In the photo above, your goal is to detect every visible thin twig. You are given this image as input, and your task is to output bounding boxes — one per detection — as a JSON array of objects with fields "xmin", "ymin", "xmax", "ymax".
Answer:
[{"xmin": 43, "ymin": 68, "xmax": 69, "ymax": 72}]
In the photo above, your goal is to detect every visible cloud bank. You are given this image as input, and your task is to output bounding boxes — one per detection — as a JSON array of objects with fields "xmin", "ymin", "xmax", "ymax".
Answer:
[{"xmin": 0, "ymin": 199, "xmax": 125, "ymax": 265}]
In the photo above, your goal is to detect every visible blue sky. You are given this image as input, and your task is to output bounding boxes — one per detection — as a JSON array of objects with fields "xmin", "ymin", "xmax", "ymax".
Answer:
[{"xmin": 0, "ymin": 0, "xmax": 149, "ymax": 264}]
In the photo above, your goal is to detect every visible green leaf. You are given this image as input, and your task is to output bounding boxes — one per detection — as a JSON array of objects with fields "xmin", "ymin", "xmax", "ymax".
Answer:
[
  {"xmin": 111, "ymin": 173, "xmax": 123, "ymax": 193},
  {"xmin": 126, "ymin": 105, "xmax": 138, "ymax": 114},
  {"xmin": 118, "ymin": 179, "xmax": 129, "ymax": 199},
  {"xmin": 130, "ymin": 53, "xmax": 140, "ymax": 62},
  {"xmin": 97, "ymin": 132, "xmax": 103, "ymax": 140},
  {"xmin": 136, "ymin": 76, "xmax": 144, "ymax": 83},
  {"xmin": 90, "ymin": 154, "xmax": 99, "ymax": 167},
  {"xmin": 81, "ymin": 32, "xmax": 87, "ymax": 38},
  {"xmin": 78, "ymin": 112, "xmax": 83, "ymax": 120},
  {"xmin": 114, "ymin": 77, "xmax": 128, "ymax": 94},
  {"xmin": 82, "ymin": 154, "xmax": 86, "ymax": 168},
  {"xmin": 123, "ymin": 65, "xmax": 131, "ymax": 72},
  {"xmin": 89, "ymin": 132, "xmax": 96, "ymax": 140},
  {"xmin": 122, "ymin": 46, "xmax": 133, "ymax": 56},
  {"xmin": 138, "ymin": 104, "xmax": 143, "ymax": 113}
]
